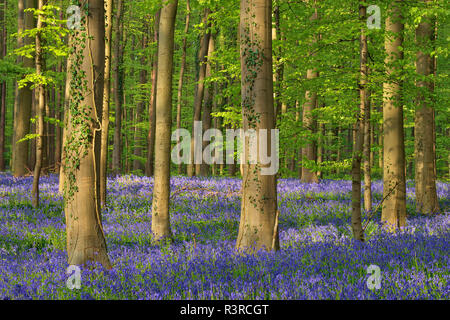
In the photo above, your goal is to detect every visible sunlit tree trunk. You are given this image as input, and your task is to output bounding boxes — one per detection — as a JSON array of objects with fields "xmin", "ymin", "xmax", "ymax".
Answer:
[
  {"xmin": 188, "ymin": 9, "xmax": 210, "ymax": 177},
  {"xmin": 100, "ymin": 0, "xmax": 113, "ymax": 205},
  {"xmin": 0, "ymin": 0, "xmax": 6, "ymax": 171},
  {"xmin": 55, "ymin": 61, "xmax": 63, "ymax": 174},
  {"xmin": 59, "ymin": 34, "xmax": 73, "ymax": 194},
  {"xmin": 273, "ymin": 3, "xmax": 284, "ymax": 120},
  {"xmin": 317, "ymin": 122, "xmax": 324, "ymax": 178},
  {"xmin": 301, "ymin": 6, "xmax": 319, "ymax": 184},
  {"xmin": 378, "ymin": 109, "xmax": 383, "ymax": 173},
  {"xmin": 200, "ymin": 33, "xmax": 215, "ymax": 177},
  {"xmin": 351, "ymin": 2, "xmax": 368, "ymax": 241},
  {"xmin": 65, "ymin": 0, "xmax": 111, "ymax": 269},
  {"xmin": 236, "ymin": 0, "xmax": 279, "ymax": 252},
  {"xmin": 32, "ymin": 0, "xmax": 45, "ymax": 208},
  {"xmin": 363, "ymin": 91, "xmax": 372, "ymax": 212},
  {"xmin": 112, "ymin": 0, "xmax": 123, "ymax": 175},
  {"xmin": 414, "ymin": 0, "xmax": 440, "ymax": 215},
  {"xmin": 12, "ymin": 0, "xmax": 35, "ymax": 177},
  {"xmin": 132, "ymin": 31, "xmax": 148, "ymax": 173},
  {"xmin": 381, "ymin": 0, "xmax": 406, "ymax": 230},
  {"xmin": 145, "ymin": 11, "xmax": 160, "ymax": 177},
  {"xmin": 176, "ymin": 0, "xmax": 190, "ymax": 175},
  {"xmin": 151, "ymin": 0, "xmax": 178, "ymax": 241}
]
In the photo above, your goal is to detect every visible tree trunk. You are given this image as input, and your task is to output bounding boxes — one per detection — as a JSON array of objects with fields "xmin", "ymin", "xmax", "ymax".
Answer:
[
  {"xmin": 188, "ymin": 9, "xmax": 211, "ymax": 177},
  {"xmin": 145, "ymin": 11, "xmax": 160, "ymax": 177},
  {"xmin": 132, "ymin": 32, "xmax": 148, "ymax": 173},
  {"xmin": 54, "ymin": 10, "xmax": 63, "ymax": 174},
  {"xmin": 0, "ymin": 0, "xmax": 6, "ymax": 171},
  {"xmin": 363, "ymin": 90, "xmax": 372, "ymax": 212},
  {"xmin": 59, "ymin": 35, "xmax": 73, "ymax": 194},
  {"xmin": 64, "ymin": 0, "xmax": 111, "ymax": 269},
  {"xmin": 12, "ymin": 0, "xmax": 35, "ymax": 177},
  {"xmin": 236, "ymin": 0, "xmax": 278, "ymax": 252},
  {"xmin": 176, "ymin": 0, "xmax": 190, "ymax": 175},
  {"xmin": 381, "ymin": 0, "xmax": 407, "ymax": 230},
  {"xmin": 414, "ymin": 0, "xmax": 440, "ymax": 215},
  {"xmin": 99, "ymin": 0, "xmax": 114, "ymax": 205},
  {"xmin": 29, "ymin": 92, "xmax": 36, "ymax": 170},
  {"xmin": 112, "ymin": 0, "xmax": 124, "ymax": 175},
  {"xmin": 317, "ymin": 122, "xmax": 324, "ymax": 178},
  {"xmin": 273, "ymin": 3, "xmax": 284, "ymax": 120},
  {"xmin": 55, "ymin": 61, "xmax": 63, "ymax": 173},
  {"xmin": 351, "ymin": 2, "xmax": 368, "ymax": 242},
  {"xmin": 200, "ymin": 33, "xmax": 215, "ymax": 176},
  {"xmin": 301, "ymin": 7, "xmax": 319, "ymax": 184},
  {"xmin": 32, "ymin": 0, "xmax": 44, "ymax": 208},
  {"xmin": 378, "ymin": 113, "xmax": 383, "ymax": 172},
  {"xmin": 46, "ymin": 83, "xmax": 54, "ymax": 170},
  {"xmin": 151, "ymin": 0, "xmax": 178, "ymax": 241}
]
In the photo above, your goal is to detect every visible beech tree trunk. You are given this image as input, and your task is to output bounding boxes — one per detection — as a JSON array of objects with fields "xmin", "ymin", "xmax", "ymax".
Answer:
[
  {"xmin": 59, "ymin": 35, "xmax": 73, "ymax": 194},
  {"xmin": 100, "ymin": 0, "xmax": 114, "ymax": 205},
  {"xmin": 200, "ymin": 33, "xmax": 215, "ymax": 176},
  {"xmin": 145, "ymin": 11, "xmax": 160, "ymax": 177},
  {"xmin": 351, "ymin": 2, "xmax": 368, "ymax": 242},
  {"xmin": 273, "ymin": 3, "xmax": 284, "ymax": 120},
  {"xmin": 363, "ymin": 91, "xmax": 372, "ymax": 212},
  {"xmin": 381, "ymin": 0, "xmax": 407, "ymax": 230},
  {"xmin": 317, "ymin": 122, "xmax": 324, "ymax": 178},
  {"xmin": 236, "ymin": 0, "xmax": 279, "ymax": 252},
  {"xmin": 65, "ymin": 0, "xmax": 111, "ymax": 269},
  {"xmin": 0, "ymin": 0, "xmax": 6, "ymax": 171},
  {"xmin": 151, "ymin": 0, "xmax": 178, "ymax": 241},
  {"xmin": 55, "ymin": 61, "xmax": 63, "ymax": 173},
  {"xmin": 301, "ymin": 6, "xmax": 319, "ymax": 184},
  {"xmin": 32, "ymin": 0, "xmax": 44, "ymax": 208},
  {"xmin": 188, "ymin": 9, "xmax": 211, "ymax": 177},
  {"xmin": 54, "ymin": 10, "xmax": 63, "ymax": 174},
  {"xmin": 414, "ymin": 0, "xmax": 440, "ymax": 215},
  {"xmin": 112, "ymin": 0, "xmax": 124, "ymax": 174},
  {"xmin": 176, "ymin": 0, "xmax": 190, "ymax": 175},
  {"xmin": 12, "ymin": 0, "xmax": 35, "ymax": 177},
  {"xmin": 132, "ymin": 32, "xmax": 147, "ymax": 173}
]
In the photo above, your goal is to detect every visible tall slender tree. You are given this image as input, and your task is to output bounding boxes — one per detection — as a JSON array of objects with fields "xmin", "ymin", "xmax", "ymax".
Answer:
[
  {"xmin": 132, "ymin": 30, "xmax": 148, "ymax": 173},
  {"xmin": 0, "ymin": 0, "xmax": 6, "ymax": 171},
  {"xmin": 188, "ymin": 9, "xmax": 211, "ymax": 177},
  {"xmin": 381, "ymin": 0, "xmax": 407, "ymax": 230},
  {"xmin": 12, "ymin": 0, "xmax": 35, "ymax": 177},
  {"xmin": 351, "ymin": 2, "xmax": 368, "ymax": 241},
  {"xmin": 236, "ymin": 0, "xmax": 279, "ymax": 252},
  {"xmin": 32, "ymin": 0, "xmax": 45, "ymax": 208},
  {"xmin": 112, "ymin": 0, "xmax": 124, "ymax": 174},
  {"xmin": 145, "ymin": 10, "xmax": 160, "ymax": 177},
  {"xmin": 301, "ymin": 5, "xmax": 319, "ymax": 184},
  {"xmin": 151, "ymin": 0, "xmax": 178, "ymax": 241},
  {"xmin": 414, "ymin": 0, "xmax": 440, "ymax": 215},
  {"xmin": 200, "ymin": 33, "xmax": 215, "ymax": 176},
  {"xmin": 363, "ymin": 90, "xmax": 372, "ymax": 212},
  {"xmin": 100, "ymin": 0, "xmax": 114, "ymax": 205},
  {"xmin": 64, "ymin": 0, "xmax": 111, "ymax": 268},
  {"xmin": 176, "ymin": 0, "xmax": 190, "ymax": 175}
]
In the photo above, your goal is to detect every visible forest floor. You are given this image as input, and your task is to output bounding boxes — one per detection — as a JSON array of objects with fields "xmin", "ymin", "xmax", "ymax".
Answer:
[{"xmin": 0, "ymin": 173, "xmax": 448, "ymax": 299}]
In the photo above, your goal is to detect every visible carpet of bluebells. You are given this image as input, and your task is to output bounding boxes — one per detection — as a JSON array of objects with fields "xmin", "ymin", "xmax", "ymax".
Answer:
[{"xmin": 0, "ymin": 172, "xmax": 448, "ymax": 300}]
